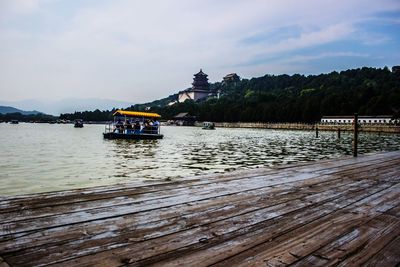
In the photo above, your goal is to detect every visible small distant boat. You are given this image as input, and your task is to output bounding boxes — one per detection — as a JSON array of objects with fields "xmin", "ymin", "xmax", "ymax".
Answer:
[
  {"xmin": 10, "ymin": 120, "xmax": 19, "ymax": 124},
  {"xmin": 74, "ymin": 119, "xmax": 84, "ymax": 128},
  {"xmin": 103, "ymin": 110, "xmax": 163, "ymax": 140},
  {"xmin": 202, "ymin": 122, "xmax": 215, "ymax": 130}
]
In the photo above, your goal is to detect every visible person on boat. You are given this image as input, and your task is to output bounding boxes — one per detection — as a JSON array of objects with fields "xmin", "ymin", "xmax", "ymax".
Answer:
[
  {"xmin": 125, "ymin": 120, "xmax": 133, "ymax": 134},
  {"xmin": 115, "ymin": 119, "xmax": 124, "ymax": 133},
  {"xmin": 143, "ymin": 120, "xmax": 152, "ymax": 133},
  {"xmin": 153, "ymin": 120, "xmax": 160, "ymax": 134},
  {"xmin": 134, "ymin": 120, "xmax": 141, "ymax": 134}
]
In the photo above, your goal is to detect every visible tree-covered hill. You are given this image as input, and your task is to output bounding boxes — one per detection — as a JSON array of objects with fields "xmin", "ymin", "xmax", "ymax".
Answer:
[
  {"xmin": 133, "ymin": 67, "xmax": 400, "ymax": 123},
  {"xmin": 0, "ymin": 112, "xmax": 56, "ymax": 122},
  {"xmin": 59, "ymin": 109, "xmax": 115, "ymax": 121},
  {"xmin": 60, "ymin": 67, "xmax": 400, "ymax": 123}
]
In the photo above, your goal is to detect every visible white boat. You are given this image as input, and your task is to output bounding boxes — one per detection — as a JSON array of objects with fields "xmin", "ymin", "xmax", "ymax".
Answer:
[{"xmin": 202, "ymin": 122, "xmax": 215, "ymax": 130}]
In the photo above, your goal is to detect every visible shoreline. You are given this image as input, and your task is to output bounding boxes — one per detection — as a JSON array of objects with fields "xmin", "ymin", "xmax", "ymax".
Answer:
[{"xmin": 195, "ymin": 122, "xmax": 400, "ymax": 133}]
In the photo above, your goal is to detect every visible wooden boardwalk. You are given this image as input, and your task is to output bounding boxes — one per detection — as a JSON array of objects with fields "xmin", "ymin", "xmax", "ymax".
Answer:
[{"xmin": 1, "ymin": 151, "xmax": 399, "ymax": 267}]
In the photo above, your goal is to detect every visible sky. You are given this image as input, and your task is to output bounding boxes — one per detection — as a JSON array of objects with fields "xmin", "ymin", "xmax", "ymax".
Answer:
[{"xmin": 0, "ymin": 0, "xmax": 400, "ymax": 104}]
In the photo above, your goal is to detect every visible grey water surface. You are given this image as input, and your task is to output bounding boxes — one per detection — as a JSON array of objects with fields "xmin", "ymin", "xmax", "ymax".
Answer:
[{"xmin": 0, "ymin": 123, "xmax": 399, "ymax": 196}]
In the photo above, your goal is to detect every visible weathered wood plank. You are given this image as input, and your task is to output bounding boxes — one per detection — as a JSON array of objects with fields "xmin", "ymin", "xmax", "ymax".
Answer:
[
  {"xmin": 2, "ymin": 156, "xmax": 398, "ymax": 226},
  {"xmin": 0, "ymin": 176, "xmax": 376, "ymax": 266},
  {"xmin": 268, "ymin": 208, "xmax": 400, "ymax": 267},
  {"xmin": 0, "ymin": 172, "xmax": 329, "ymax": 237},
  {"xmin": 0, "ymin": 168, "xmax": 309, "ymax": 214},
  {"xmin": 362, "ymin": 235, "xmax": 400, "ymax": 267},
  {"xmin": 335, "ymin": 214, "xmax": 400, "ymax": 267},
  {"xmin": 0, "ymin": 173, "xmax": 360, "ymax": 253},
  {"xmin": 130, "ymin": 184, "xmax": 400, "ymax": 267},
  {"xmin": 19, "ymin": 179, "xmax": 398, "ymax": 267},
  {"xmin": 289, "ymin": 213, "xmax": 400, "ymax": 267}
]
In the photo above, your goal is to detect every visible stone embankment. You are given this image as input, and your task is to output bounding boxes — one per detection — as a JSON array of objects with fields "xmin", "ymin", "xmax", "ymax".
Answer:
[
  {"xmin": 317, "ymin": 124, "xmax": 400, "ymax": 133},
  {"xmin": 213, "ymin": 122, "xmax": 315, "ymax": 130},
  {"xmin": 206, "ymin": 122, "xmax": 400, "ymax": 133}
]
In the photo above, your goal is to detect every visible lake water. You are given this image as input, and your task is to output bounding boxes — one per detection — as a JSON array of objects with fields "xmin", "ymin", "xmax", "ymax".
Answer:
[{"xmin": 0, "ymin": 123, "xmax": 399, "ymax": 196}]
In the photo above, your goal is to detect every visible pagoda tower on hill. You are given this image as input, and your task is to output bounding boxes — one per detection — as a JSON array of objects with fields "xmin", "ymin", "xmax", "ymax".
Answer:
[
  {"xmin": 192, "ymin": 69, "xmax": 210, "ymax": 91},
  {"xmin": 178, "ymin": 69, "xmax": 211, "ymax": 103}
]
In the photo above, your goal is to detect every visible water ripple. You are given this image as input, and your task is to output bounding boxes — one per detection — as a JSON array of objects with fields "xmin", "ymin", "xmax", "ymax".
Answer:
[{"xmin": 0, "ymin": 123, "xmax": 399, "ymax": 196}]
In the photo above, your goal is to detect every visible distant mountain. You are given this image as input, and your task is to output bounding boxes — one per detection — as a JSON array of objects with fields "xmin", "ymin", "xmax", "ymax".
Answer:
[
  {"xmin": 0, "ymin": 98, "xmax": 133, "ymax": 115},
  {"xmin": 0, "ymin": 106, "xmax": 43, "ymax": 115}
]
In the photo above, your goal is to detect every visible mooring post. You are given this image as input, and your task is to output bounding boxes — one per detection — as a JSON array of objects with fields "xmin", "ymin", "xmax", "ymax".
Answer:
[
  {"xmin": 353, "ymin": 113, "xmax": 358, "ymax": 157},
  {"xmin": 337, "ymin": 128, "xmax": 341, "ymax": 139},
  {"xmin": 315, "ymin": 125, "xmax": 319, "ymax": 138}
]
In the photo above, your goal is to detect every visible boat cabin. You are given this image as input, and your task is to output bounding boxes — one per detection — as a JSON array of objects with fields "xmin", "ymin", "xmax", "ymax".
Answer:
[
  {"xmin": 103, "ymin": 110, "xmax": 163, "ymax": 140},
  {"xmin": 202, "ymin": 121, "xmax": 215, "ymax": 130}
]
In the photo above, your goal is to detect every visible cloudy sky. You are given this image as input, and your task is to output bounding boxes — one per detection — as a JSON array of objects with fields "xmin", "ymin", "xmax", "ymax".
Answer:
[{"xmin": 1, "ymin": 0, "xmax": 399, "ymax": 103}]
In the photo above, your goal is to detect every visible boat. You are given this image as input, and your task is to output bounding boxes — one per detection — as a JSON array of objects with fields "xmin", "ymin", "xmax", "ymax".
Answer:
[
  {"xmin": 202, "ymin": 121, "xmax": 215, "ymax": 130},
  {"xmin": 10, "ymin": 120, "xmax": 19, "ymax": 124},
  {"xmin": 74, "ymin": 119, "xmax": 84, "ymax": 128},
  {"xmin": 103, "ymin": 110, "xmax": 163, "ymax": 140}
]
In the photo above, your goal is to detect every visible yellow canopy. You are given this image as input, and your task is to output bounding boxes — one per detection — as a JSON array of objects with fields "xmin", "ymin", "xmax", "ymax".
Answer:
[{"xmin": 113, "ymin": 109, "xmax": 161, "ymax": 118}]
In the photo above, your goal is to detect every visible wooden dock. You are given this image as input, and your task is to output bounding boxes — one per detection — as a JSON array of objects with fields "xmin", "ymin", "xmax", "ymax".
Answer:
[{"xmin": 1, "ymin": 151, "xmax": 400, "ymax": 267}]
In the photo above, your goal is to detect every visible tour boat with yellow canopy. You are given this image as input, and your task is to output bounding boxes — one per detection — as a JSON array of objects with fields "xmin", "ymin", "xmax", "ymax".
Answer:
[{"xmin": 103, "ymin": 110, "xmax": 163, "ymax": 140}]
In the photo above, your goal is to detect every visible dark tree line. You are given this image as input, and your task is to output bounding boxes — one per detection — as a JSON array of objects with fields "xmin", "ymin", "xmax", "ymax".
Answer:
[
  {"xmin": 59, "ymin": 109, "xmax": 114, "ymax": 121},
  {"xmin": 60, "ymin": 67, "xmax": 400, "ymax": 123},
  {"xmin": 0, "ymin": 112, "xmax": 56, "ymax": 122}
]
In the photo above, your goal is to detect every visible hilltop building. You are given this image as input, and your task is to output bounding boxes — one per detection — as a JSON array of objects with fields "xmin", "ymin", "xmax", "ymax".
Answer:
[
  {"xmin": 222, "ymin": 73, "xmax": 240, "ymax": 84},
  {"xmin": 177, "ymin": 70, "xmax": 242, "ymax": 103},
  {"xmin": 178, "ymin": 69, "xmax": 211, "ymax": 103},
  {"xmin": 173, "ymin": 112, "xmax": 196, "ymax": 126}
]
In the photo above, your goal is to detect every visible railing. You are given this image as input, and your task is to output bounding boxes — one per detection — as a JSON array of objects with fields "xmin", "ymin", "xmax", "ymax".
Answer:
[{"xmin": 104, "ymin": 123, "xmax": 160, "ymax": 135}]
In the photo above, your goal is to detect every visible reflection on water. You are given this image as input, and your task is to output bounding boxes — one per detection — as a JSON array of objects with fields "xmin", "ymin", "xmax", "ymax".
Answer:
[
  {"xmin": 110, "ymin": 139, "xmax": 160, "ymax": 178},
  {"xmin": 0, "ymin": 123, "xmax": 399, "ymax": 196}
]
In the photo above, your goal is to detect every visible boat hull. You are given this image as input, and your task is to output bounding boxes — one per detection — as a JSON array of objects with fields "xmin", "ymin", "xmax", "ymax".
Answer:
[{"xmin": 103, "ymin": 132, "xmax": 163, "ymax": 140}]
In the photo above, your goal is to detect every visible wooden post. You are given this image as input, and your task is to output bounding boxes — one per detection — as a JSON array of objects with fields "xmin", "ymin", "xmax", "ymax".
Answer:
[
  {"xmin": 315, "ymin": 125, "xmax": 319, "ymax": 138},
  {"xmin": 353, "ymin": 113, "xmax": 358, "ymax": 157},
  {"xmin": 337, "ymin": 128, "xmax": 341, "ymax": 139}
]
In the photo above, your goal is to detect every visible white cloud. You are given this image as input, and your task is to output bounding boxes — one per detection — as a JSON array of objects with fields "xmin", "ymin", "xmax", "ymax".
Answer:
[
  {"xmin": 240, "ymin": 23, "xmax": 356, "ymax": 62},
  {"xmin": 283, "ymin": 52, "xmax": 369, "ymax": 63},
  {"xmin": 0, "ymin": 0, "xmax": 42, "ymax": 17},
  {"xmin": 0, "ymin": 0, "xmax": 399, "ymax": 102}
]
